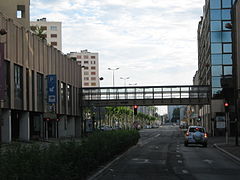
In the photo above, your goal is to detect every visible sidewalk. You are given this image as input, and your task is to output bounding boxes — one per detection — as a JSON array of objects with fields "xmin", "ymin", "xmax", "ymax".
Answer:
[{"xmin": 208, "ymin": 136, "xmax": 240, "ymax": 163}]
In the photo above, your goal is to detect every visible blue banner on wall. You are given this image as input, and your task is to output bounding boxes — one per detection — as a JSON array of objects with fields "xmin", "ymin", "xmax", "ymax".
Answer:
[{"xmin": 47, "ymin": 74, "xmax": 57, "ymax": 104}]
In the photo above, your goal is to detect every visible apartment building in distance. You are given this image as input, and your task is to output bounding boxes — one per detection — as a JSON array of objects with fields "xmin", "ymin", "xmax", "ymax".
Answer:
[
  {"xmin": 30, "ymin": 18, "xmax": 62, "ymax": 51},
  {"xmin": 68, "ymin": 50, "xmax": 100, "ymax": 87}
]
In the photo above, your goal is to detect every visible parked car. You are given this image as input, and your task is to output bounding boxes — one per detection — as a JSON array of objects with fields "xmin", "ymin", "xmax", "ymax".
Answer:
[
  {"xmin": 100, "ymin": 125, "xmax": 113, "ymax": 131},
  {"xmin": 184, "ymin": 126, "xmax": 208, "ymax": 147}
]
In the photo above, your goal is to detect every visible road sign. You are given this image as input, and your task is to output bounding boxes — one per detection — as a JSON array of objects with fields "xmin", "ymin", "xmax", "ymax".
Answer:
[{"xmin": 47, "ymin": 75, "xmax": 57, "ymax": 103}]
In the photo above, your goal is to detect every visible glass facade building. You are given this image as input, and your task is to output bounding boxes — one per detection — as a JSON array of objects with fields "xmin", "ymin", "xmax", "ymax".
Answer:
[
  {"xmin": 198, "ymin": 0, "xmax": 236, "ymax": 98},
  {"xmin": 197, "ymin": 0, "xmax": 236, "ymax": 134}
]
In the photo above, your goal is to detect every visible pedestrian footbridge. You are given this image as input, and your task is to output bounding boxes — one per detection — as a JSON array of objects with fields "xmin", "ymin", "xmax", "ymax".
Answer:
[{"xmin": 81, "ymin": 85, "xmax": 211, "ymax": 107}]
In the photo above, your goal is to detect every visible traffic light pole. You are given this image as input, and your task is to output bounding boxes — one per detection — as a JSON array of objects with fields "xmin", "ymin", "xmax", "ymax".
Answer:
[{"xmin": 225, "ymin": 112, "xmax": 229, "ymax": 144}]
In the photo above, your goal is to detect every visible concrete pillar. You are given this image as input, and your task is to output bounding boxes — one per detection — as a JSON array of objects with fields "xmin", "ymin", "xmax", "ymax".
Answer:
[
  {"xmin": 67, "ymin": 116, "xmax": 75, "ymax": 137},
  {"xmin": 58, "ymin": 115, "xmax": 67, "ymax": 138},
  {"xmin": 1, "ymin": 109, "xmax": 11, "ymax": 143},
  {"xmin": 19, "ymin": 112, "xmax": 30, "ymax": 141},
  {"xmin": 75, "ymin": 116, "xmax": 81, "ymax": 138}
]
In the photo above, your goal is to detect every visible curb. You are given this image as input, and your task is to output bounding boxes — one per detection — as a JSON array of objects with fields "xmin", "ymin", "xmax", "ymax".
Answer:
[
  {"xmin": 213, "ymin": 143, "xmax": 240, "ymax": 164},
  {"xmin": 87, "ymin": 144, "xmax": 138, "ymax": 180}
]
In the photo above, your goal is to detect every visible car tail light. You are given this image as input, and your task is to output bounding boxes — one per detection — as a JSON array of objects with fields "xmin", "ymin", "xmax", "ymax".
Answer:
[
  {"xmin": 204, "ymin": 133, "xmax": 208, "ymax": 138},
  {"xmin": 186, "ymin": 132, "xmax": 190, "ymax": 136}
]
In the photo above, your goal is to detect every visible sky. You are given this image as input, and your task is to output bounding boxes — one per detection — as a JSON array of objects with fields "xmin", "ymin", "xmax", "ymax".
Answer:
[{"xmin": 30, "ymin": 0, "xmax": 205, "ymax": 88}]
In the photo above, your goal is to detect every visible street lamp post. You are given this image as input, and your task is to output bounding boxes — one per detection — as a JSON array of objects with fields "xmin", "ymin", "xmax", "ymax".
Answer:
[
  {"xmin": 108, "ymin": 67, "xmax": 119, "ymax": 87},
  {"xmin": 120, "ymin": 77, "xmax": 130, "ymax": 86}
]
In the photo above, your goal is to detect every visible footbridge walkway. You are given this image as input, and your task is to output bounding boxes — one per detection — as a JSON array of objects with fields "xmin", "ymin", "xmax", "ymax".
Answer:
[{"xmin": 81, "ymin": 85, "xmax": 211, "ymax": 107}]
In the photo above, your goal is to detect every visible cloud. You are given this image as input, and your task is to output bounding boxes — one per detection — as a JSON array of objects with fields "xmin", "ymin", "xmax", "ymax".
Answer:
[{"xmin": 30, "ymin": 0, "xmax": 204, "ymax": 87}]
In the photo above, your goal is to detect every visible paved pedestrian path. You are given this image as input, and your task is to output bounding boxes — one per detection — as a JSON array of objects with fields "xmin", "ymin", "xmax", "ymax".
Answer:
[{"xmin": 208, "ymin": 136, "xmax": 240, "ymax": 163}]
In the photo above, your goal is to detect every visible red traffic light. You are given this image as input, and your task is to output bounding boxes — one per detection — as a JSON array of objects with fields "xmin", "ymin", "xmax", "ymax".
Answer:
[
  {"xmin": 134, "ymin": 105, "xmax": 138, "ymax": 109},
  {"xmin": 224, "ymin": 102, "xmax": 229, "ymax": 107}
]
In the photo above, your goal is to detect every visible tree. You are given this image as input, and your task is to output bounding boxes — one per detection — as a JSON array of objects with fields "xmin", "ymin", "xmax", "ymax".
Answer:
[{"xmin": 32, "ymin": 26, "xmax": 46, "ymax": 40}]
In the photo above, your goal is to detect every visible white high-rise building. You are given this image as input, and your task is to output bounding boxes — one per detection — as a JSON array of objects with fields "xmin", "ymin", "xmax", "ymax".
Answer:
[
  {"xmin": 68, "ymin": 50, "xmax": 100, "ymax": 87},
  {"xmin": 30, "ymin": 18, "xmax": 62, "ymax": 51}
]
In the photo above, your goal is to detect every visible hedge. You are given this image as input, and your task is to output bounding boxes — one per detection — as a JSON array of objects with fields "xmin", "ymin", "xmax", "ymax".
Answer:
[{"xmin": 0, "ymin": 129, "xmax": 140, "ymax": 180}]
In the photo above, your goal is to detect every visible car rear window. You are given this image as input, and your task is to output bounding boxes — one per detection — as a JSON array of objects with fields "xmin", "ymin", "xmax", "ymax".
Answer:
[{"xmin": 189, "ymin": 128, "xmax": 205, "ymax": 133}]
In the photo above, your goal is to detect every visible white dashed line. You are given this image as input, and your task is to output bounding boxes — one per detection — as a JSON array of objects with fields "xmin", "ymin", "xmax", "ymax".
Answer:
[
  {"xmin": 178, "ymin": 160, "xmax": 183, "ymax": 164},
  {"xmin": 182, "ymin": 170, "xmax": 189, "ymax": 174}
]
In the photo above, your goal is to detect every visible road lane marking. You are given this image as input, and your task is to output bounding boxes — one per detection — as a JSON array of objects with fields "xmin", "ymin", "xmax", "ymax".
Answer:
[
  {"xmin": 182, "ymin": 170, "xmax": 189, "ymax": 174},
  {"xmin": 176, "ymin": 154, "xmax": 181, "ymax": 158},
  {"xmin": 155, "ymin": 134, "xmax": 161, "ymax": 137},
  {"xmin": 203, "ymin": 159, "xmax": 213, "ymax": 164},
  {"xmin": 178, "ymin": 160, "xmax": 183, "ymax": 164}
]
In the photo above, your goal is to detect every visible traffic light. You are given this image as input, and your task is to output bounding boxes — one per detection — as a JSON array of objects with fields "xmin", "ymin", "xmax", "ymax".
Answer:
[
  {"xmin": 134, "ymin": 105, "xmax": 138, "ymax": 115},
  {"xmin": 197, "ymin": 116, "xmax": 201, "ymax": 122},
  {"xmin": 224, "ymin": 102, "xmax": 229, "ymax": 112}
]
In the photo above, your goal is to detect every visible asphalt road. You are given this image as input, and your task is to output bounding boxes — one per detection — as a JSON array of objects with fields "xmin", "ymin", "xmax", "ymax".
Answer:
[{"xmin": 90, "ymin": 125, "xmax": 240, "ymax": 180}]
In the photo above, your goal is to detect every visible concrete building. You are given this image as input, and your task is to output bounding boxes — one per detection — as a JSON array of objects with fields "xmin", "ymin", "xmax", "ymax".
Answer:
[
  {"xmin": 0, "ymin": 0, "xmax": 30, "ymax": 29},
  {"xmin": 30, "ymin": 18, "xmax": 62, "ymax": 51},
  {"xmin": 0, "ymin": 2, "xmax": 83, "ymax": 143},
  {"xmin": 167, "ymin": 105, "xmax": 186, "ymax": 123},
  {"xmin": 197, "ymin": 0, "xmax": 236, "ymax": 135},
  {"xmin": 68, "ymin": 50, "xmax": 100, "ymax": 87}
]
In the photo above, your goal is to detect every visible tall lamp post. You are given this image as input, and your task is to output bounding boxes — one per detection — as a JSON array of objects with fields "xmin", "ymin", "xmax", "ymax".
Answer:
[
  {"xmin": 108, "ymin": 67, "xmax": 119, "ymax": 87},
  {"xmin": 120, "ymin": 77, "xmax": 130, "ymax": 86}
]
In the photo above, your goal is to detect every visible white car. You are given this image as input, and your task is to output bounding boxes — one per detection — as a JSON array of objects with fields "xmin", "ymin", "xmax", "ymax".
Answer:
[{"xmin": 184, "ymin": 126, "xmax": 208, "ymax": 147}]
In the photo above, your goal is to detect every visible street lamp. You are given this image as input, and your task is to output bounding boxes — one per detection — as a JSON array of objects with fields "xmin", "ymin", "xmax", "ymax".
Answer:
[
  {"xmin": 120, "ymin": 77, "xmax": 130, "ymax": 86},
  {"xmin": 108, "ymin": 67, "xmax": 119, "ymax": 87}
]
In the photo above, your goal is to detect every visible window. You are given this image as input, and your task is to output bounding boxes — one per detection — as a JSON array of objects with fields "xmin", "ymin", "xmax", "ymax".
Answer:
[
  {"xmin": 84, "ymin": 77, "xmax": 89, "ymax": 80},
  {"xmin": 84, "ymin": 55, "xmax": 88, "ymax": 59},
  {"xmin": 17, "ymin": 5, "xmax": 25, "ymax": 18},
  {"xmin": 222, "ymin": 0, "xmax": 232, "ymax": 8},
  {"xmin": 51, "ymin": 34, "xmax": 57, "ymax": 38},
  {"xmin": 223, "ymin": 54, "xmax": 232, "ymax": 64},
  {"xmin": 84, "ymin": 61, "xmax": 88, "ymax": 64},
  {"xmin": 50, "ymin": 26, "xmax": 57, "ymax": 31},
  {"xmin": 30, "ymin": 26, "xmax": 36, "ymax": 31},
  {"xmin": 224, "ymin": 66, "xmax": 232, "ymax": 75},
  {"xmin": 212, "ymin": 77, "xmax": 221, "ymax": 87},
  {"xmin": 222, "ymin": 21, "xmax": 232, "ymax": 31},
  {"xmin": 211, "ymin": 21, "xmax": 221, "ymax": 31},
  {"xmin": 210, "ymin": 0, "xmax": 221, "ymax": 9},
  {"xmin": 77, "ymin": 55, "xmax": 81, "ymax": 59},
  {"xmin": 91, "ymin": 72, "xmax": 96, "ymax": 75},
  {"xmin": 14, "ymin": 64, "xmax": 23, "ymax": 108},
  {"xmin": 37, "ymin": 73, "xmax": 44, "ymax": 111},
  {"xmin": 223, "ymin": 43, "xmax": 232, "ymax": 53},
  {"xmin": 91, "ymin": 77, "xmax": 96, "ymax": 80},
  {"xmin": 211, "ymin": 32, "xmax": 222, "ymax": 42},
  {"xmin": 61, "ymin": 82, "xmax": 66, "ymax": 113},
  {"xmin": 212, "ymin": 54, "xmax": 222, "ymax": 64},
  {"xmin": 91, "ymin": 83, "xmax": 96, "ymax": 86},
  {"xmin": 91, "ymin": 56, "xmax": 95, "ymax": 59},
  {"xmin": 51, "ymin": 42, "xmax": 57, "ymax": 46},
  {"xmin": 211, "ymin": 43, "xmax": 222, "ymax": 53},
  {"xmin": 91, "ymin": 66, "xmax": 96, "ymax": 70},
  {"xmin": 222, "ymin": 32, "xmax": 232, "ymax": 42},
  {"xmin": 84, "ymin": 66, "xmax": 89, "ymax": 70},
  {"xmin": 91, "ymin": 61, "xmax": 96, "ymax": 64},
  {"xmin": 41, "ymin": 26, "xmax": 47, "ymax": 30},
  {"xmin": 222, "ymin": 9, "xmax": 231, "ymax": 20},
  {"xmin": 84, "ymin": 72, "xmax": 89, "ymax": 75},
  {"xmin": 84, "ymin": 82, "xmax": 89, "ymax": 86},
  {"xmin": 210, "ymin": 10, "xmax": 221, "ymax": 20},
  {"xmin": 67, "ymin": 85, "xmax": 72, "ymax": 113},
  {"xmin": 212, "ymin": 66, "xmax": 222, "ymax": 76}
]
